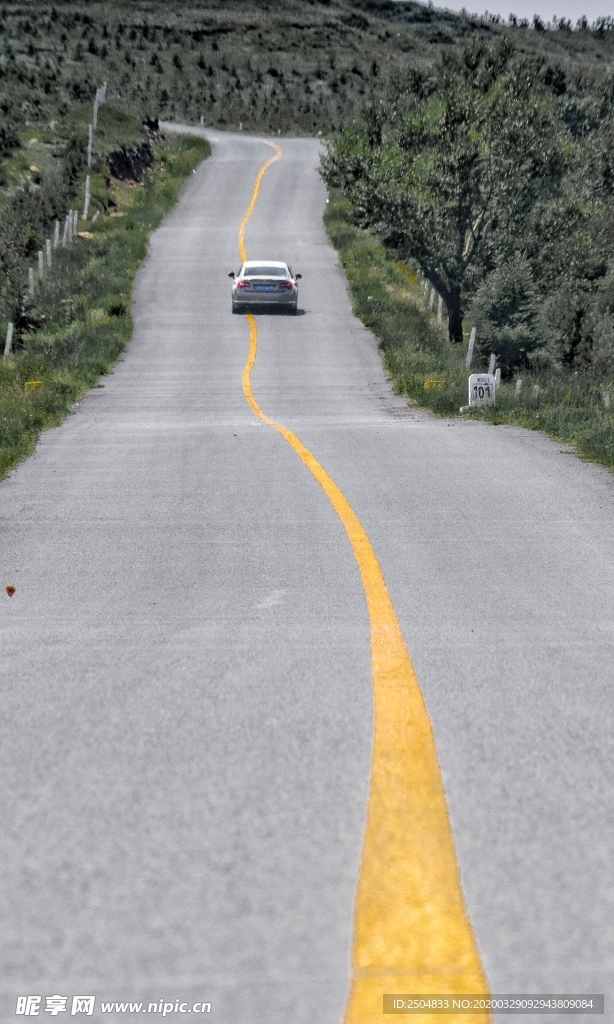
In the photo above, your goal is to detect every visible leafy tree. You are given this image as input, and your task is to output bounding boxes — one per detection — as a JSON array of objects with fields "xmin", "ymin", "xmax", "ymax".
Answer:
[{"xmin": 320, "ymin": 40, "xmax": 565, "ymax": 342}]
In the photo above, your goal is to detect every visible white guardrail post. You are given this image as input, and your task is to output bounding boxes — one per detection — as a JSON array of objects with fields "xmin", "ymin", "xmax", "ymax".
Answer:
[
  {"xmin": 83, "ymin": 175, "xmax": 91, "ymax": 220},
  {"xmin": 4, "ymin": 322, "xmax": 14, "ymax": 357},
  {"xmin": 465, "ymin": 327, "xmax": 476, "ymax": 369}
]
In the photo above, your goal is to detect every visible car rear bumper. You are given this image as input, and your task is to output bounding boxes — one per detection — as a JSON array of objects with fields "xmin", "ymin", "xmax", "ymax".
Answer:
[{"xmin": 233, "ymin": 292, "xmax": 296, "ymax": 306}]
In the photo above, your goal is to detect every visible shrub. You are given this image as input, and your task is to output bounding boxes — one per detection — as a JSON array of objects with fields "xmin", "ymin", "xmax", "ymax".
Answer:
[{"xmin": 467, "ymin": 255, "xmax": 542, "ymax": 375}]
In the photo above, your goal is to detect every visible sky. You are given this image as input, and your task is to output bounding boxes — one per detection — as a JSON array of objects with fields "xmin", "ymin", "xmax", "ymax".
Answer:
[{"xmin": 426, "ymin": 0, "xmax": 612, "ymax": 23}]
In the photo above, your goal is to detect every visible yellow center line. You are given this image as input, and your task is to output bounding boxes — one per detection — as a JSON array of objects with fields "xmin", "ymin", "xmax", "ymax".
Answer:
[{"xmin": 238, "ymin": 142, "xmax": 491, "ymax": 1024}]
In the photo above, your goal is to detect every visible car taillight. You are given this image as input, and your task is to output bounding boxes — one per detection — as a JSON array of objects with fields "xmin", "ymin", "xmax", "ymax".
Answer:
[
  {"xmin": 281, "ymin": 281, "xmax": 294, "ymax": 290},
  {"xmin": 237, "ymin": 280, "xmax": 251, "ymax": 289}
]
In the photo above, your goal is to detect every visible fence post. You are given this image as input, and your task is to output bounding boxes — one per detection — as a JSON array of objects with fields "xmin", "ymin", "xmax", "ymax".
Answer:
[
  {"xmin": 83, "ymin": 175, "xmax": 91, "ymax": 220},
  {"xmin": 437, "ymin": 294, "xmax": 443, "ymax": 325},
  {"xmin": 53, "ymin": 219, "xmax": 60, "ymax": 249},
  {"xmin": 516, "ymin": 379, "xmax": 523, "ymax": 397},
  {"xmin": 429, "ymin": 287, "xmax": 435, "ymax": 310},
  {"xmin": 73, "ymin": 210, "xmax": 78, "ymax": 234},
  {"xmin": 465, "ymin": 327, "xmax": 476, "ymax": 369},
  {"xmin": 4, "ymin": 322, "xmax": 14, "ymax": 357},
  {"xmin": 38, "ymin": 250, "xmax": 44, "ymax": 280},
  {"xmin": 488, "ymin": 352, "xmax": 496, "ymax": 375},
  {"xmin": 28, "ymin": 267, "xmax": 35, "ymax": 297},
  {"xmin": 46, "ymin": 239, "xmax": 52, "ymax": 267},
  {"xmin": 87, "ymin": 124, "xmax": 93, "ymax": 168}
]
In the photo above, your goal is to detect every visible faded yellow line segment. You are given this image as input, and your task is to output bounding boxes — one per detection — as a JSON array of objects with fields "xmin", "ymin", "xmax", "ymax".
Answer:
[
  {"xmin": 238, "ymin": 141, "xmax": 282, "ymax": 262},
  {"xmin": 239, "ymin": 144, "xmax": 490, "ymax": 1024}
]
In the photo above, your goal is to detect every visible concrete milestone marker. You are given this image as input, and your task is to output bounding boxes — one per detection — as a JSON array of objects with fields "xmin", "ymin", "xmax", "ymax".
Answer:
[{"xmin": 468, "ymin": 373, "xmax": 496, "ymax": 407}]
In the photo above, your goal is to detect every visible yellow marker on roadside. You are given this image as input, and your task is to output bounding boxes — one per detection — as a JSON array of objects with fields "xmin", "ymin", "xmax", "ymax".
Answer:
[
  {"xmin": 25, "ymin": 381, "xmax": 43, "ymax": 390},
  {"xmin": 238, "ymin": 144, "xmax": 490, "ymax": 1024}
]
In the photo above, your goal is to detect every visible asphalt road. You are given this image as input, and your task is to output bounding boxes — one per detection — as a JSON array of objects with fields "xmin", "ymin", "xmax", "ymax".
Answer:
[{"xmin": 1, "ymin": 127, "xmax": 612, "ymax": 1023}]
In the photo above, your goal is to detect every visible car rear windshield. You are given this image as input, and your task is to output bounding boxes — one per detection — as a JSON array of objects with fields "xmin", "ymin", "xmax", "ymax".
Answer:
[{"xmin": 244, "ymin": 266, "xmax": 287, "ymax": 278}]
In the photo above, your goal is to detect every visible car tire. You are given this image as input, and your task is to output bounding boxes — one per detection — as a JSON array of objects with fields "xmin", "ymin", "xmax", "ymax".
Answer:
[
  {"xmin": 232, "ymin": 302, "xmax": 239, "ymax": 314},
  {"xmin": 289, "ymin": 303, "xmax": 298, "ymax": 314}
]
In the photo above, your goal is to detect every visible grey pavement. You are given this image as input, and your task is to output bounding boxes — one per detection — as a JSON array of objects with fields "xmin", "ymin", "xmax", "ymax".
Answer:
[{"xmin": 0, "ymin": 126, "xmax": 612, "ymax": 1023}]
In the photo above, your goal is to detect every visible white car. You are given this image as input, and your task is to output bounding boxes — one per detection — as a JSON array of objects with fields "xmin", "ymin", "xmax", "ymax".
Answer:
[{"xmin": 229, "ymin": 260, "xmax": 301, "ymax": 314}]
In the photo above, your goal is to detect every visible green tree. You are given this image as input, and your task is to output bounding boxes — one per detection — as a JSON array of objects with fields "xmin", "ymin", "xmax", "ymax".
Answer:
[{"xmin": 321, "ymin": 41, "xmax": 565, "ymax": 342}]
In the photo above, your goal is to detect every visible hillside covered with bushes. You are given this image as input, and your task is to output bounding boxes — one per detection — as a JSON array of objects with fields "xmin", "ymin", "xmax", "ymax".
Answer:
[{"xmin": 1, "ymin": 0, "xmax": 613, "ymax": 146}]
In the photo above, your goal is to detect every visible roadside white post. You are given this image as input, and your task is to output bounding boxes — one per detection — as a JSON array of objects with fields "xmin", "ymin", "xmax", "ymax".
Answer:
[
  {"xmin": 83, "ymin": 175, "xmax": 91, "ymax": 219},
  {"xmin": 4, "ymin": 322, "xmax": 14, "ymax": 357},
  {"xmin": 516, "ymin": 379, "xmax": 523, "ymax": 397},
  {"xmin": 87, "ymin": 124, "xmax": 93, "ymax": 168},
  {"xmin": 46, "ymin": 239, "xmax": 52, "ymax": 267},
  {"xmin": 54, "ymin": 219, "xmax": 60, "ymax": 248},
  {"xmin": 468, "ymin": 373, "xmax": 496, "ymax": 408},
  {"xmin": 200, "ymin": 115, "xmax": 204, "ymax": 125},
  {"xmin": 495, "ymin": 367, "xmax": 501, "ymax": 390},
  {"xmin": 532, "ymin": 384, "xmax": 540, "ymax": 400},
  {"xmin": 437, "ymin": 294, "xmax": 443, "ymax": 325},
  {"xmin": 38, "ymin": 250, "xmax": 44, "ymax": 280},
  {"xmin": 465, "ymin": 326, "xmax": 476, "ymax": 369},
  {"xmin": 602, "ymin": 391, "xmax": 610, "ymax": 410},
  {"xmin": 28, "ymin": 267, "xmax": 35, "ymax": 297},
  {"xmin": 488, "ymin": 352, "xmax": 496, "ymax": 376},
  {"xmin": 93, "ymin": 92, "xmax": 99, "ymax": 129},
  {"xmin": 429, "ymin": 287, "xmax": 435, "ymax": 310},
  {"xmin": 91, "ymin": 210, "xmax": 100, "ymax": 224},
  {"xmin": 73, "ymin": 210, "xmax": 78, "ymax": 233}
]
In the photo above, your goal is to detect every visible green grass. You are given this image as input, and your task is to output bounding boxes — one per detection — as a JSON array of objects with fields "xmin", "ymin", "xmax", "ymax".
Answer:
[
  {"xmin": 0, "ymin": 131, "xmax": 210, "ymax": 480},
  {"xmin": 324, "ymin": 193, "xmax": 614, "ymax": 470}
]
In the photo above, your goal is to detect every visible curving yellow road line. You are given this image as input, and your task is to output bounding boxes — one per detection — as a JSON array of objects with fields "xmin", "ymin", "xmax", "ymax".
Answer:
[{"xmin": 238, "ymin": 141, "xmax": 490, "ymax": 1024}]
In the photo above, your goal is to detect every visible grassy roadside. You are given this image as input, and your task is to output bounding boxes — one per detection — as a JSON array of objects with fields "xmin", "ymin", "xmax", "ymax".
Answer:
[
  {"xmin": 0, "ymin": 127, "xmax": 210, "ymax": 481},
  {"xmin": 324, "ymin": 193, "xmax": 614, "ymax": 471}
]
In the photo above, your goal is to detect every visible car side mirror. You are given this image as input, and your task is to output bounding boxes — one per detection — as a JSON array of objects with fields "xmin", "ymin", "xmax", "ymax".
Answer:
[
  {"xmin": 228, "ymin": 271, "xmax": 235, "ymax": 278},
  {"xmin": 295, "ymin": 273, "xmax": 302, "ymax": 280}
]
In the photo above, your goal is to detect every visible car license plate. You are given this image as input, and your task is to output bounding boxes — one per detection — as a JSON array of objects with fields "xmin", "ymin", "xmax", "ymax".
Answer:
[{"xmin": 254, "ymin": 284, "xmax": 275, "ymax": 291}]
